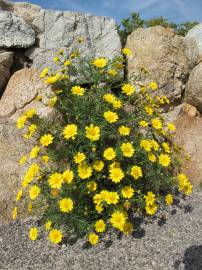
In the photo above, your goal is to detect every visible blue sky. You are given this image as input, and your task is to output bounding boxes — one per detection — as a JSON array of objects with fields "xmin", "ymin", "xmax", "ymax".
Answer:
[{"xmin": 12, "ymin": 0, "xmax": 202, "ymax": 23}]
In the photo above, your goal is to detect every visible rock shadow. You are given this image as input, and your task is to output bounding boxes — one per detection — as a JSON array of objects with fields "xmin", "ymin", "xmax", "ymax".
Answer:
[{"xmin": 175, "ymin": 245, "xmax": 202, "ymax": 270}]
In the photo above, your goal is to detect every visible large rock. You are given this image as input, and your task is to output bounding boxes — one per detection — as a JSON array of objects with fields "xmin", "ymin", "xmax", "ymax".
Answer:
[
  {"xmin": 0, "ymin": 119, "xmax": 30, "ymax": 224},
  {"xmin": 0, "ymin": 11, "xmax": 35, "ymax": 48},
  {"xmin": 0, "ymin": 50, "xmax": 13, "ymax": 95},
  {"xmin": 126, "ymin": 26, "xmax": 199, "ymax": 102},
  {"xmin": 0, "ymin": 68, "xmax": 53, "ymax": 119},
  {"xmin": 186, "ymin": 24, "xmax": 202, "ymax": 56},
  {"xmin": 174, "ymin": 112, "xmax": 202, "ymax": 186},
  {"xmin": 185, "ymin": 62, "xmax": 202, "ymax": 113},
  {"xmin": 25, "ymin": 10, "xmax": 121, "ymax": 70},
  {"xmin": 0, "ymin": 68, "xmax": 54, "ymax": 224},
  {"xmin": 0, "ymin": 1, "xmax": 121, "ymax": 70},
  {"xmin": 0, "ymin": 0, "xmax": 42, "ymax": 30}
]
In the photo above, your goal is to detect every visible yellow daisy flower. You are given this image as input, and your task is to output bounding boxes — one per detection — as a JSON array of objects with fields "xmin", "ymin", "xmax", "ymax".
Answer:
[
  {"xmin": 120, "ymin": 142, "xmax": 134, "ymax": 157},
  {"xmin": 104, "ymin": 111, "xmax": 119, "ymax": 123},
  {"xmin": 63, "ymin": 124, "xmax": 78, "ymax": 140},
  {"xmin": 85, "ymin": 124, "xmax": 100, "ymax": 141},
  {"xmin": 121, "ymin": 83, "xmax": 135, "ymax": 96},
  {"xmin": 59, "ymin": 198, "xmax": 74, "ymax": 213},
  {"xmin": 103, "ymin": 147, "xmax": 116, "ymax": 160}
]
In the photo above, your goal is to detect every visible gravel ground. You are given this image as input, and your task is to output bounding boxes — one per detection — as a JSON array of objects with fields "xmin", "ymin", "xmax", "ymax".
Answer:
[{"xmin": 0, "ymin": 189, "xmax": 202, "ymax": 270}]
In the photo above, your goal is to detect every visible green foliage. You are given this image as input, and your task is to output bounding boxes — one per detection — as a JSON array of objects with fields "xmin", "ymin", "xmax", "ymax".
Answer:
[{"xmin": 117, "ymin": 12, "xmax": 199, "ymax": 45}]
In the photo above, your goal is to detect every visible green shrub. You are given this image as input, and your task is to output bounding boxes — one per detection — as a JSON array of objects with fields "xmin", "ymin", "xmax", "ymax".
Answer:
[
  {"xmin": 117, "ymin": 12, "xmax": 198, "ymax": 45},
  {"xmin": 13, "ymin": 46, "xmax": 193, "ymax": 245}
]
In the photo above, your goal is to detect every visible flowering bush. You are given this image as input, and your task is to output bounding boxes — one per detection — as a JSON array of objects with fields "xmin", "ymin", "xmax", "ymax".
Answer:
[{"xmin": 13, "ymin": 45, "xmax": 193, "ymax": 245}]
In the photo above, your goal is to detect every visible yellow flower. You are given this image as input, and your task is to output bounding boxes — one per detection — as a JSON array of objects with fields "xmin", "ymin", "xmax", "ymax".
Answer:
[
  {"xmin": 16, "ymin": 190, "xmax": 23, "ymax": 202},
  {"xmin": 148, "ymin": 153, "xmax": 156, "ymax": 162},
  {"xmin": 29, "ymin": 227, "xmax": 38, "ymax": 241},
  {"xmin": 121, "ymin": 83, "xmax": 135, "ymax": 96},
  {"xmin": 88, "ymin": 232, "xmax": 99, "ymax": 245},
  {"xmin": 178, "ymin": 173, "xmax": 188, "ymax": 183},
  {"xmin": 25, "ymin": 124, "xmax": 37, "ymax": 138},
  {"xmin": 149, "ymin": 81, "xmax": 158, "ymax": 90},
  {"xmin": 93, "ymin": 193, "xmax": 102, "ymax": 205},
  {"xmin": 151, "ymin": 140, "xmax": 160, "ymax": 151},
  {"xmin": 139, "ymin": 120, "xmax": 148, "ymax": 127},
  {"xmin": 95, "ymin": 204, "xmax": 103, "ymax": 213},
  {"xmin": 103, "ymin": 147, "xmax": 116, "ymax": 160},
  {"xmin": 19, "ymin": 156, "xmax": 27, "ymax": 165},
  {"xmin": 123, "ymin": 222, "xmax": 133, "ymax": 235},
  {"xmin": 145, "ymin": 106, "xmax": 153, "ymax": 115},
  {"xmin": 12, "ymin": 207, "xmax": 17, "ymax": 220},
  {"xmin": 64, "ymin": 60, "xmax": 71, "ymax": 66},
  {"xmin": 145, "ymin": 203, "xmax": 157, "ymax": 215},
  {"xmin": 30, "ymin": 145, "xmax": 40, "ymax": 159},
  {"xmin": 85, "ymin": 124, "xmax": 100, "ymax": 141},
  {"xmin": 78, "ymin": 163, "xmax": 92, "ymax": 179},
  {"xmin": 144, "ymin": 191, "xmax": 156, "ymax": 205},
  {"xmin": 70, "ymin": 51, "xmax": 79, "ymax": 59},
  {"xmin": 45, "ymin": 220, "xmax": 52, "ymax": 231},
  {"xmin": 122, "ymin": 48, "xmax": 132, "ymax": 56},
  {"xmin": 63, "ymin": 124, "xmax": 78, "ymax": 140},
  {"xmin": 25, "ymin": 108, "xmax": 37, "ymax": 118},
  {"xmin": 104, "ymin": 111, "xmax": 119, "ymax": 123},
  {"xmin": 29, "ymin": 185, "xmax": 41, "ymax": 200},
  {"xmin": 42, "ymin": 155, "xmax": 49, "ymax": 164},
  {"xmin": 59, "ymin": 198, "xmax": 74, "ymax": 213},
  {"xmin": 16, "ymin": 115, "xmax": 27, "ymax": 129},
  {"xmin": 162, "ymin": 142, "xmax": 170, "ymax": 153},
  {"xmin": 95, "ymin": 219, "xmax": 106, "ymax": 233},
  {"xmin": 121, "ymin": 186, "xmax": 134, "ymax": 199},
  {"xmin": 140, "ymin": 139, "xmax": 152, "ymax": 152},
  {"xmin": 48, "ymin": 229, "xmax": 62, "ymax": 244},
  {"xmin": 74, "ymin": 152, "xmax": 86, "ymax": 164},
  {"xmin": 62, "ymin": 169, "xmax": 74, "ymax": 184},
  {"xmin": 131, "ymin": 165, "xmax": 142, "ymax": 180},
  {"xmin": 108, "ymin": 69, "xmax": 117, "ymax": 76},
  {"xmin": 48, "ymin": 173, "xmax": 64, "ymax": 189},
  {"xmin": 22, "ymin": 163, "xmax": 40, "ymax": 187},
  {"xmin": 93, "ymin": 58, "xmax": 108, "ymax": 68},
  {"xmin": 40, "ymin": 134, "xmax": 54, "ymax": 147},
  {"xmin": 109, "ymin": 161, "xmax": 120, "ymax": 170},
  {"xmin": 120, "ymin": 142, "xmax": 134, "ymax": 157},
  {"xmin": 159, "ymin": 154, "xmax": 171, "ymax": 167},
  {"xmin": 167, "ymin": 123, "xmax": 176, "ymax": 131},
  {"xmin": 87, "ymin": 181, "xmax": 97, "ymax": 192},
  {"xmin": 119, "ymin": 126, "xmax": 130, "ymax": 136},
  {"xmin": 53, "ymin": 56, "xmax": 59, "ymax": 63},
  {"xmin": 48, "ymin": 96, "xmax": 57, "ymax": 107},
  {"xmin": 40, "ymin": 67, "xmax": 49, "ymax": 78},
  {"xmin": 151, "ymin": 118, "xmax": 163, "ymax": 130},
  {"xmin": 183, "ymin": 181, "xmax": 193, "ymax": 195},
  {"xmin": 93, "ymin": 160, "xmax": 104, "ymax": 171},
  {"xmin": 165, "ymin": 194, "xmax": 173, "ymax": 205},
  {"xmin": 105, "ymin": 191, "xmax": 120, "ymax": 204},
  {"xmin": 110, "ymin": 211, "xmax": 126, "ymax": 231},
  {"xmin": 112, "ymin": 99, "xmax": 122, "ymax": 109},
  {"xmin": 109, "ymin": 168, "xmax": 124, "ymax": 183},
  {"xmin": 46, "ymin": 73, "xmax": 61, "ymax": 84},
  {"xmin": 103, "ymin": 93, "xmax": 116, "ymax": 103},
  {"xmin": 71, "ymin": 85, "xmax": 85, "ymax": 96}
]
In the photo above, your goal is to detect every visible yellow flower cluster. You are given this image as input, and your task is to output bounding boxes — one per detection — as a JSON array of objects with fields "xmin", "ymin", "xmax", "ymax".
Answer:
[{"xmin": 13, "ymin": 48, "xmax": 192, "ymax": 247}]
